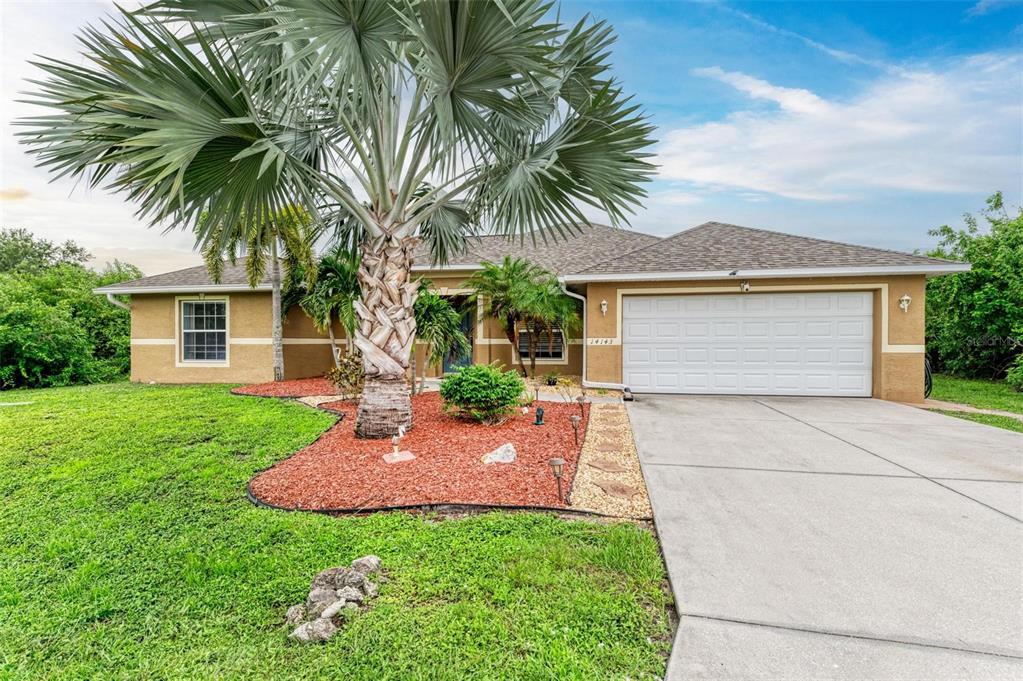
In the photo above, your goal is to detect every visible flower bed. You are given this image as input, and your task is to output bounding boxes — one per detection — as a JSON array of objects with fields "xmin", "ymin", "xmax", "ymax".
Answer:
[
  {"xmin": 246, "ymin": 390, "xmax": 589, "ymax": 511},
  {"xmin": 233, "ymin": 377, "xmax": 337, "ymax": 398}
]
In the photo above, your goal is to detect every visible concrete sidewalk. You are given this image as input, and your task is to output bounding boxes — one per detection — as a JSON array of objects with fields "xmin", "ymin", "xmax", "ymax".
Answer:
[{"xmin": 627, "ymin": 395, "xmax": 1023, "ymax": 680}]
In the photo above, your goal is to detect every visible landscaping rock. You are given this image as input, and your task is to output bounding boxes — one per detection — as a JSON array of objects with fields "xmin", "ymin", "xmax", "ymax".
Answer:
[
  {"xmin": 319, "ymin": 600, "xmax": 348, "ymax": 621},
  {"xmin": 336, "ymin": 585, "xmax": 364, "ymax": 603},
  {"xmin": 340, "ymin": 570, "xmax": 367, "ymax": 591},
  {"xmin": 285, "ymin": 605, "xmax": 307, "ymax": 625},
  {"xmin": 482, "ymin": 442, "xmax": 517, "ymax": 464},
  {"xmin": 306, "ymin": 587, "xmax": 337, "ymax": 610},
  {"xmin": 289, "ymin": 618, "xmax": 338, "ymax": 643},
  {"xmin": 383, "ymin": 450, "xmax": 415, "ymax": 464},
  {"xmin": 285, "ymin": 557, "xmax": 385, "ymax": 641},
  {"xmin": 587, "ymin": 458, "xmax": 629, "ymax": 473},
  {"xmin": 311, "ymin": 567, "xmax": 348, "ymax": 590},
  {"xmin": 594, "ymin": 479, "xmax": 639, "ymax": 498},
  {"xmin": 350, "ymin": 555, "xmax": 381, "ymax": 575}
]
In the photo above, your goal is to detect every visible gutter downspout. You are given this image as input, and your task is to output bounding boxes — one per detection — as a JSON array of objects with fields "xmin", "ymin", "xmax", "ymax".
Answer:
[
  {"xmin": 105, "ymin": 292, "xmax": 130, "ymax": 311},
  {"xmin": 558, "ymin": 280, "xmax": 625, "ymax": 391}
]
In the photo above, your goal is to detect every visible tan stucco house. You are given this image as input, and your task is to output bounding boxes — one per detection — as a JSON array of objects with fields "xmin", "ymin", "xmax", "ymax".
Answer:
[{"xmin": 94, "ymin": 221, "xmax": 968, "ymax": 403}]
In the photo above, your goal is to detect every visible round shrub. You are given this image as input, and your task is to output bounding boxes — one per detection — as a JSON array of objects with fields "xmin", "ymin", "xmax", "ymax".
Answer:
[{"xmin": 439, "ymin": 364, "xmax": 525, "ymax": 424}]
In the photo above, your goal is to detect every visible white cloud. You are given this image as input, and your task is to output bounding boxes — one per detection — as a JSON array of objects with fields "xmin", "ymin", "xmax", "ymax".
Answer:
[{"xmin": 656, "ymin": 54, "xmax": 1023, "ymax": 201}]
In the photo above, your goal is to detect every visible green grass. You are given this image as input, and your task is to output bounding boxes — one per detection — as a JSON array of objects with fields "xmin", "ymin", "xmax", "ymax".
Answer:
[
  {"xmin": 932, "ymin": 410, "xmax": 1023, "ymax": 433},
  {"xmin": 930, "ymin": 374, "xmax": 1023, "ymax": 415},
  {"xmin": 0, "ymin": 383, "xmax": 671, "ymax": 680}
]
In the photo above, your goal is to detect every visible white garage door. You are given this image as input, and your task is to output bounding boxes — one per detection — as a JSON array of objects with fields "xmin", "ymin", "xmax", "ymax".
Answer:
[{"xmin": 622, "ymin": 292, "xmax": 873, "ymax": 396}]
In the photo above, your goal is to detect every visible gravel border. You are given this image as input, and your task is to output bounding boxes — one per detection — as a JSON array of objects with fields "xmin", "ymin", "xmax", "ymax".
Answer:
[{"xmin": 569, "ymin": 402, "xmax": 653, "ymax": 519}]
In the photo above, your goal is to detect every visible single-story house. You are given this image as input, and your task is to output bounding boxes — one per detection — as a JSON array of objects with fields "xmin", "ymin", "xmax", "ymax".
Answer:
[{"xmin": 94, "ymin": 221, "xmax": 968, "ymax": 402}]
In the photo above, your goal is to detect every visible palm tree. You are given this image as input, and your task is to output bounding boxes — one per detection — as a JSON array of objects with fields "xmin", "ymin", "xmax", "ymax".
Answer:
[
  {"xmin": 200, "ymin": 205, "xmax": 315, "ymax": 381},
  {"xmin": 465, "ymin": 257, "xmax": 547, "ymax": 377},
  {"xmin": 411, "ymin": 285, "xmax": 471, "ymax": 394},
  {"xmin": 20, "ymin": 1, "xmax": 655, "ymax": 437},
  {"xmin": 298, "ymin": 246, "xmax": 361, "ymax": 368},
  {"xmin": 519, "ymin": 276, "xmax": 581, "ymax": 377}
]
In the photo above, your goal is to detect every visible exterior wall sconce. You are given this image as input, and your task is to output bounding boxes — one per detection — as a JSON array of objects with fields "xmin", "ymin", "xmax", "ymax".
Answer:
[
  {"xmin": 739, "ymin": 281, "xmax": 751, "ymax": 293},
  {"xmin": 600, "ymin": 299, "xmax": 608, "ymax": 316},
  {"xmin": 899, "ymin": 294, "xmax": 912, "ymax": 312}
]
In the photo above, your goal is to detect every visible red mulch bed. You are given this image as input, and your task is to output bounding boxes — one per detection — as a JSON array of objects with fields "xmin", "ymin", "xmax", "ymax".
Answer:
[
  {"xmin": 248, "ymin": 391, "xmax": 589, "ymax": 511},
  {"xmin": 232, "ymin": 377, "xmax": 337, "ymax": 398}
]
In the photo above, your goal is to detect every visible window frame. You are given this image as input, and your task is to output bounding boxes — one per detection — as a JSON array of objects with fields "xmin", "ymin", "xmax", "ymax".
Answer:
[
  {"xmin": 175, "ymin": 295, "xmax": 231, "ymax": 367},
  {"xmin": 517, "ymin": 323, "xmax": 567, "ymax": 363}
]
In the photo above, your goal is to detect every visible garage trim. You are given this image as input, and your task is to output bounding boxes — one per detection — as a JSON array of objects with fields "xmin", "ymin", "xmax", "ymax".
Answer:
[{"xmin": 609, "ymin": 282, "xmax": 922, "ymax": 353}]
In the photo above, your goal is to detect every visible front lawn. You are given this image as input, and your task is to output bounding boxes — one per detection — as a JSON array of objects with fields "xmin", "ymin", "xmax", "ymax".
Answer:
[
  {"xmin": 930, "ymin": 374, "xmax": 1023, "ymax": 433},
  {"xmin": 0, "ymin": 384, "xmax": 671, "ymax": 679},
  {"xmin": 931, "ymin": 374, "xmax": 1023, "ymax": 414}
]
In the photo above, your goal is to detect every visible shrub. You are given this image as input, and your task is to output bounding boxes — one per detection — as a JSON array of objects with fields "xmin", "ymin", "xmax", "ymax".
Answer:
[
  {"xmin": 326, "ymin": 353, "xmax": 364, "ymax": 400},
  {"xmin": 1006, "ymin": 357, "xmax": 1023, "ymax": 393},
  {"xmin": 439, "ymin": 363, "xmax": 525, "ymax": 424},
  {"xmin": 926, "ymin": 192, "xmax": 1022, "ymax": 379},
  {"xmin": 0, "ymin": 276, "xmax": 98, "ymax": 388}
]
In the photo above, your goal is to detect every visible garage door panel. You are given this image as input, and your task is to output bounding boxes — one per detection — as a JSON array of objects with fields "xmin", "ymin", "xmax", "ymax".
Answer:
[{"xmin": 622, "ymin": 292, "xmax": 872, "ymax": 396}]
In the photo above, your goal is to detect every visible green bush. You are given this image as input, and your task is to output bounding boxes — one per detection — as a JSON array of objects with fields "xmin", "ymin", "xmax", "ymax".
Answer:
[
  {"xmin": 0, "ymin": 230, "xmax": 142, "ymax": 389},
  {"xmin": 926, "ymin": 192, "xmax": 1022, "ymax": 380},
  {"xmin": 1006, "ymin": 357, "xmax": 1023, "ymax": 393},
  {"xmin": 439, "ymin": 363, "xmax": 525, "ymax": 424},
  {"xmin": 0, "ymin": 277, "xmax": 99, "ymax": 388}
]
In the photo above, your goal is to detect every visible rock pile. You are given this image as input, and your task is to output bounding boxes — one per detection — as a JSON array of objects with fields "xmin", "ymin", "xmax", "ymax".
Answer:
[{"xmin": 286, "ymin": 555, "xmax": 383, "ymax": 643}]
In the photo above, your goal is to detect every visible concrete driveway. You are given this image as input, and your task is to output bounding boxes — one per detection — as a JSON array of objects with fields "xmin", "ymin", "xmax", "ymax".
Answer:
[{"xmin": 627, "ymin": 395, "xmax": 1023, "ymax": 680}]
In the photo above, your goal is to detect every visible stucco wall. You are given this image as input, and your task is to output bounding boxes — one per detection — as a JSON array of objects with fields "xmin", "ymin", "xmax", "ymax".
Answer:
[
  {"xmin": 126, "ymin": 270, "xmax": 580, "ymax": 384},
  {"xmin": 126, "ymin": 272, "xmax": 922, "ymax": 400},
  {"xmin": 581, "ymin": 275, "xmax": 927, "ymax": 402},
  {"xmin": 129, "ymin": 293, "xmax": 275, "ymax": 384}
]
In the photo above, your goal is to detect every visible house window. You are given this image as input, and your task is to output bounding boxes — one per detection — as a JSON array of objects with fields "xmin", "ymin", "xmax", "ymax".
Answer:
[
  {"xmin": 518, "ymin": 324, "xmax": 565, "ymax": 361},
  {"xmin": 181, "ymin": 300, "xmax": 227, "ymax": 362}
]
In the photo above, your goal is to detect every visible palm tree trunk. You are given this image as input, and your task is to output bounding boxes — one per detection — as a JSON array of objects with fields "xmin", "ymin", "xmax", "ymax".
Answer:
[
  {"xmin": 353, "ymin": 234, "xmax": 419, "ymax": 438},
  {"xmin": 326, "ymin": 313, "xmax": 341, "ymax": 369},
  {"xmin": 505, "ymin": 320, "xmax": 527, "ymax": 376},
  {"xmin": 270, "ymin": 241, "xmax": 284, "ymax": 382},
  {"xmin": 528, "ymin": 330, "xmax": 538, "ymax": 377}
]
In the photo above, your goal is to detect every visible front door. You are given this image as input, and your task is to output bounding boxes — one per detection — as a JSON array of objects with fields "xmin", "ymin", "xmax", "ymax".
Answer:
[{"xmin": 443, "ymin": 303, "xmax": 474, "ymax": 374}]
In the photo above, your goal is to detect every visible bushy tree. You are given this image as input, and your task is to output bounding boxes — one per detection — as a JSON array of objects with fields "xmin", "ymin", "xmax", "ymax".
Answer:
[
  {"xmin": 20, "ymin": 0, "xmax": 654, "ymax": 437},
  {"xmin": 0, "ymin": 231, "xmax": 141, "ymax": 389},
  {"xmin": 926, "ymin": 192, "xmax": 1023, "ymax": 381},
  {"xmin": 0, "ymin": 228, "xmax": 89, "ymax": 274}
]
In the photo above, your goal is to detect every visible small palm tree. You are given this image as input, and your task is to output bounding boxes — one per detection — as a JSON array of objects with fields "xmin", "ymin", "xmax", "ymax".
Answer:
[
  {"xmin": 519, "ymin": 277, "xmax": 581, "ymax": 377},
  {"xmin": 20, "ymin": 1, "xmax": 654, "ymax": 437},
  {"xmin": 465, "ymin": 257, "xmax": 547, "ymax": 376},
  {"xmin": 201, "ymin": 205, "xmax": 315, "ymax": 381},
  {"xmin": 298, "ymin": 246, "xmax": 361, "ymax": 368},
  {"xmin": 411, "ymin": 285, "xmax": 471, "ymax": 394}
]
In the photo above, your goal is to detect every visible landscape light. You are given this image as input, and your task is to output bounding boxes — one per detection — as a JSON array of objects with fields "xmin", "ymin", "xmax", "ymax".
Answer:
[{"xmin": 548, "ymin": 457, "xmax": 566, "ymax": 502}]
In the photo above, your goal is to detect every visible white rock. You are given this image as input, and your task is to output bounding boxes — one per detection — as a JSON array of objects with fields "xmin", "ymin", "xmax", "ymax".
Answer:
[
  {"xmin": 482, "ymin": 442, "xmax": 517, "ymax": 464},
  {"xmin": 336, "ymin": 585, "xmax": 364, "ymax": 603},
  {"xmin": 350, "ymin": 555, "xmax": 382, "ymax": 575},
  {"xmin": 319, "ymin": 599, "xmax": 347, "ymax": 620},
  {"xmin": 284, "ymin": 604, "xmax": 307, "ymax": 625},
  {"xmin": 289, "ymin": 618, "xmax": 338, "ymax": 643}
]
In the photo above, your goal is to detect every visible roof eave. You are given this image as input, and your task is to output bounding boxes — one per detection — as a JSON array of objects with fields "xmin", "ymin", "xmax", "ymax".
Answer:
[
  {"xmin": 561, "ymin": 263, "xmax": 972, "ymax": 284},
  {"xmin": 92, "ymin": 283, "xmax": 273, "ymax": 295}
]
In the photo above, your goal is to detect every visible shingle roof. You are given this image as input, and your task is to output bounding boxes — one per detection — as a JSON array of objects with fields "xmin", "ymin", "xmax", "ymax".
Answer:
[
  {"xmin": 578, "ymin": 221, "xmax": 965, "ymax": 275},
  {"xmin": 412, "ymin": 222, "xmax": 661, "ymax": 274},
  {"xmin": 96, "ymin": 221, "xmax": 966, "ymax": 293},
  {"xmin": 94, "ymin": 258, "xmax": 269, "ymax": 292}
]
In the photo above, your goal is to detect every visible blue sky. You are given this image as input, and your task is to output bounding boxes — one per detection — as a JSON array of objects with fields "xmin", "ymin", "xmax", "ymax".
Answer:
[{"xmin": 1, "ymin": 0, "xmax": 1021, "ymax": 273}]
